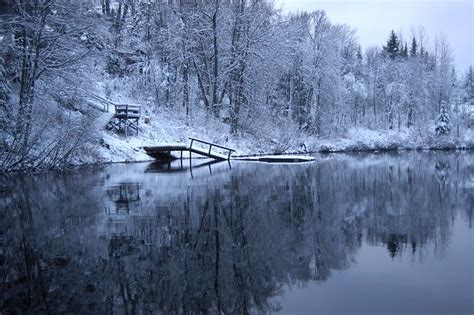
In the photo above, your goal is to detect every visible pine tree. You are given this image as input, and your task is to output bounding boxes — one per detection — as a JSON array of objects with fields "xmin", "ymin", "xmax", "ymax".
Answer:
[
  {"xmin": 410, "ymin": 37, "xmax": 417, "ymax": 57},
  {"xmin": 400, "ymin": 43, "xmax": 408, "ymax": 58},
  {"xmin": 435, "ymin": 101, "xmax": 450, "ymax": 136},
  {"xmin": 384, "ymin": 30, "xmax": 400, "ymax": 59},
  {"xmin": 465, "ymin": 66, "xmax": 474, "ymax": 104}
]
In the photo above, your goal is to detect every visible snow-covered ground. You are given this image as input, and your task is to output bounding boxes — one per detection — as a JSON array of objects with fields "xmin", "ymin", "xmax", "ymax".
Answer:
[
  {"xmin": 234, "ymin": 155, "xmax": 316, "ymax": 163},
  {"xmin": 304, "ymin": 126, "xmax": 473, "ymax": 153},
  {"xmin": 70, "ymin": 107, "xmax": 473, "ymax": 167},
  {"xmin": 61, "ymin": 74, "xmax": 473, "ymax": 167}
]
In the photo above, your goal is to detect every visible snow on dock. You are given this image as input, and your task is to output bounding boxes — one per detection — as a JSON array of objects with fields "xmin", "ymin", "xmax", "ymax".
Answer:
[
  {"xmin": 233, "ymin": 155, "xmax": 315, "ymax": 163},
  {"xmin": 143, "ymin": 139, "xmax": 314, "ymax": 163},
  {"xmin": 143, "ymin": 138, "xmax": 235, "ymax": 161}
]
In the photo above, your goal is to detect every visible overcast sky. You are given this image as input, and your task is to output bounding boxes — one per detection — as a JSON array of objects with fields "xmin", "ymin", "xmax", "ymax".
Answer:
[{"xmin": 276, "ymin": 0, "xmax": 473, "ymax": 73}]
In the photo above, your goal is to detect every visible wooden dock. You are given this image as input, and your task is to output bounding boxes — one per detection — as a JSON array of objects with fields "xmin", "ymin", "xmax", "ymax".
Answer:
[{"xmin": 143, "ymin": 138, "xmax": 235, "ymax": 161}]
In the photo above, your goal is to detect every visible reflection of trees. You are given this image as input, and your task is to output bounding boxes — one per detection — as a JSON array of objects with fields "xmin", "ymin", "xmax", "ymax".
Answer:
[
  {"xmin": 0, "ymin": 152, "xmax": 470, "ymax": 313},
  {"xmin": 0, "ymin": 173, "xmax": 105, "ymax": 313}
]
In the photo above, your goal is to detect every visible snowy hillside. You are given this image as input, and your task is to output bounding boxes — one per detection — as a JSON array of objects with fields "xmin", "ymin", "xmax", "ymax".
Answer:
[{"xmin": 0, "ymin": 1, "xmax": 472, "ymax": 171}]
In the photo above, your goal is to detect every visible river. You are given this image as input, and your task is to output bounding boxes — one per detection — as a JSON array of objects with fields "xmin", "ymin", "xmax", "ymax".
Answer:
[{"xmin": 1, "ymin": 151, "xmax": 473, "ymax": 314}]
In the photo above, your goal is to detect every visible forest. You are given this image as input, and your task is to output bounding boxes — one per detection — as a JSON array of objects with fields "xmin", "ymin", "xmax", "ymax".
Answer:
[{"xmin": 0, "ymin": 0, "xmax": 473, "ymax": 171}]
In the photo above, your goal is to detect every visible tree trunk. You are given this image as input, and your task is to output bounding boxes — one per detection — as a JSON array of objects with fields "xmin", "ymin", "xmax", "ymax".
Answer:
[
  {"xmin": 314, "ymin": 78, "xmax": 322, "ymax": 137},
  {"xmin": 211, "ymin": 3, "xmax": 220, "ymax": 117},
  {"xmin": 407, "ymin": 97, "xmax": 413, "ymax": 128},
  {"xmin": 182, "ymin": 61, "xmax": 189, "ymax": 124}
]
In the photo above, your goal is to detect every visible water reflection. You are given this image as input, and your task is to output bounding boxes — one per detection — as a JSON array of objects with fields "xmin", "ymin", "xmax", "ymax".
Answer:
[
  {"xmin": 0, "ymin": 152, "xmax": 472, "ymax": 314},
  {"xmin": 145, "ymin": 159, "xmax": 232, "ymax": 178},
  {"xmin": 107, "ymin": 182, "xmax": 142, "ymax": 214}
]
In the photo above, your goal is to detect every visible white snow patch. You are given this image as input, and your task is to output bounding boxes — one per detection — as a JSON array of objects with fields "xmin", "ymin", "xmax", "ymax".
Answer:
[{"xmin": 234, "ymin": 155, "xmax": 315, "ymax": 163}]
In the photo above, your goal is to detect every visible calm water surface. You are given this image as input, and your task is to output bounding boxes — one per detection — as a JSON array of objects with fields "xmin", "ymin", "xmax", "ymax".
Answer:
[{"xmin": 1, "ymin": 152, "xmax": 473, "ymax": 314}]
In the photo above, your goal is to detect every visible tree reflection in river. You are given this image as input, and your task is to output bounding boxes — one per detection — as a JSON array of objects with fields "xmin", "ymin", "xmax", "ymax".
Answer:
[{"xmin": 0, "ymin": 152, "xmax": 472, "ymax": 314}]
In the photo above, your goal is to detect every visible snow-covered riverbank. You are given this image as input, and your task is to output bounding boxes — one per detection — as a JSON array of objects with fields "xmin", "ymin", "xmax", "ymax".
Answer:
[{"xmin": 72, "ymin": 110, "xmax": 473, "ymax": 167}]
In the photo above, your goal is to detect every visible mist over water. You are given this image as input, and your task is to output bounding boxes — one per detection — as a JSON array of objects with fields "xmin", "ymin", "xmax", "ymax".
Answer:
[{"xmin": 1, "ymin": 152, "xmax": 473, "ymax": 314}]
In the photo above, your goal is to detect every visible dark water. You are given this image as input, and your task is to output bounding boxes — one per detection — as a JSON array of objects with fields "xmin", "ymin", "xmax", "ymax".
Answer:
[{"xmin": 1, "ymin": 152, "xmax": 473, "ymax": 314}]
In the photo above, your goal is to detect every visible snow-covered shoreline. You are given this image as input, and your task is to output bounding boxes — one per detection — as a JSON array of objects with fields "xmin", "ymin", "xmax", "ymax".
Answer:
[
  {"xmin": 68, "ymin": 122, "xmax": 472, "ymax": 169},
  {"xmin": 3, "ymin": 110, "xmax": 471, "ymax": 173}
]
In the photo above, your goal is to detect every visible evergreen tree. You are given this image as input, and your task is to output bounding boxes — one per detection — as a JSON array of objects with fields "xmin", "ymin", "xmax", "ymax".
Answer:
[
  {"xmin": 464, "ymin": 66, "xmax": 474, "ymax": 104},
  {"xmin": 410, "ymin": 37, "xmax": 417, "ymax": 57},
  {"xmin": 384, "ymin": 30, "xmax": 400, "ymax": 59},
  {"xmin": 464, "ymin": 66, "xmax": 474, "ymax": 128},
  {"xmin": 435, "ymin": 101, "xmax": 450, "ymax": 136},
  {"xmin": 400, "ymin": 43, "xmax": 408, "ymax": 58}
]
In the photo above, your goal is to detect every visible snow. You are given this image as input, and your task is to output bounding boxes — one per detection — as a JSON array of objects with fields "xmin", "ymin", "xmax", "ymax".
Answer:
[
  {"xmin": 3, "ymin": 0, "xmax": 472, "ymax": 173},
  {"xmin": 71, "ymin": 115, "xmax": 472, "ymax": 167},
  {"xmin": 145, "ymin": 143, "xmax": 188, "ymax": 149},
  {"xmin": 234, "ymin": 155, "xmax": 315, "ymax": 163},
  {"xmin": 190, "ymin": 146, "xmax": 228, "ymax": 160},
  {"xmin": 299, "ymin": 127, "xmax": 473, "ymax": 153}
]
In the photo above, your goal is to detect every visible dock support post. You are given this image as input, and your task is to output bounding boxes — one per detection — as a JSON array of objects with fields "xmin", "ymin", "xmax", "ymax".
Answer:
[
  {"xmin": 189, "ymin": 151, "xmax": 193, "ymax": 178},
  {"xmin": 125, "ymin": 105, "xmax": 129, "ymax": 138}
]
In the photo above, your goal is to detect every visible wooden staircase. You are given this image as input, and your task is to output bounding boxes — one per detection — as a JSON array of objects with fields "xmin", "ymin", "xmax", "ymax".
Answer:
[
  {"xmin": 94, "ymin": 112, "xmax": 115, "ymax": 130},
  {"xmin": 81, "ymin": 91, "xmax": 141, "ymax": 136}
]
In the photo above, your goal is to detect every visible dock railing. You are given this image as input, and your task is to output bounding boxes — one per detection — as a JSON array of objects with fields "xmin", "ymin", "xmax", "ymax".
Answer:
[{"xmin": 189, "ymin": 137, "xmax": 236, "ymax": 160}]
